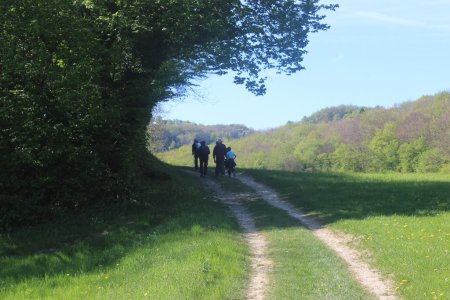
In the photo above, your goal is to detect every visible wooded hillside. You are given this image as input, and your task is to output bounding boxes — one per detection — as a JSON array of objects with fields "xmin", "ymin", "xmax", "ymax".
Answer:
[
  {"xmin": 148, "ymin": 118, "xmax": 254, "ymax": 152},
  {"xmin": 159, "ymin": 92, "xmax": 450, "ymax": 173}
]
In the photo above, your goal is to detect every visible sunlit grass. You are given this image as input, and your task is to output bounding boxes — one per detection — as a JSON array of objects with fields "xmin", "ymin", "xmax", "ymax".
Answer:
[
  {"xmin": 0, "ymin": 166, "xmax": 249, "ymax": 299},
  {"xmin": 217, "ymin": 177, "xmax": 372, "ymax": 299},
  {"xmin": 245, "ymin": 169, "xmax": 450, "ymax": 299},
  {"xmin": 336, "ymin": 214, "xmax": 449, "ymax": 299}
]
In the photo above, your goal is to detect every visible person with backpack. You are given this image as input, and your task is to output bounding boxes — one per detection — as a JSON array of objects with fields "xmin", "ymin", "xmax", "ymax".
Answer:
[
  {"xmin": 191, "ymin": 139, "xmax": 201, "ymax": 171},
  {"xmin": 198, "ymin": 141, "xmax": 210, "ymax": 177},
  {"xmin": 213, "ymin": 139, "xmax": 227, "ymax": 176}
]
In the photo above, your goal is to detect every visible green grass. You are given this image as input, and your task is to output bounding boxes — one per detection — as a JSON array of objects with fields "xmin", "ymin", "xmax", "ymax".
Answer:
[
  {"xmin": 156, "ymin": 145, "xmax": 196, "ymax": 168},
  {"xmin": 244, "ymin": 169, "xmax": 450, "ymax": 299},
  {"xmin": 0, "ymin": 165, "xmax": 250, "ymax": 299},
  {"xmin": 216, "ymin": 177, "xmax": 373, "ymax": 299}
]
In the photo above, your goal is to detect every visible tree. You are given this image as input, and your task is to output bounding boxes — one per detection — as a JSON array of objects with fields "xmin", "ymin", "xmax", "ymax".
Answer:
[
  {"xmin": 416, "ymin": 148, "xmax": 448, "ymax": 173},
  {"xmin": 1, "ymin": 0, "xmax": 338, "ymax": 226},
  {"xmin": 398, "ymin": 137, "xmax": 428, "ymax": 172},
  {"xmin": 331, "ymin": 143, "xmax": 369, "ymax": 172},
  {"xmin": 301, "ymin": 105, "xmax": 369, "ymax": 124},
  {"xmin": 369, "ymin": 123, "xmax": 400, "ymax": 171}
]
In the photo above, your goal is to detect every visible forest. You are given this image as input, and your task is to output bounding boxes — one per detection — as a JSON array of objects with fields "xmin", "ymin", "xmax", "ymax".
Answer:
[{"xmin": 158, "ymin": 92, "xmax": 450, "ymax": 173}]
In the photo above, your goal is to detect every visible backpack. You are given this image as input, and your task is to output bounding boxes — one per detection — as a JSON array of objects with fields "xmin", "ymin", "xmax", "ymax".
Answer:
[
  {"xmin": 194, "ymin": 142, "xmax": 201, "ymax": 155},
  {"xmin": 199, "ymin": 145, "xmax": 210, "ymax": 158}
]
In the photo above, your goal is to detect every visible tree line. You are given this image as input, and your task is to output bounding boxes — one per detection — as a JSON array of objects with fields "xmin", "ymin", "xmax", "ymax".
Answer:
[
  {"xmin": 159, "ymin": 92, "xmax": 450, "ymax": 173},
  {"xmin": 147, "ymin": 118, "xmax": 254, "ymax": 152},
  {"xmin": 0, "ymin": 0, "xmax": 336, "ymax": 228},
  {"xmin": 234, "ymin": 92, "xmax": 450, "ymax": 173}
]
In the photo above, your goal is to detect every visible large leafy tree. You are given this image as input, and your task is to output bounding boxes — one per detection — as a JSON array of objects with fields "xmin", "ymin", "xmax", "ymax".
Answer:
[{"xmin": 1, "ymin": 0, "xmax": 337, "ymax": 226}]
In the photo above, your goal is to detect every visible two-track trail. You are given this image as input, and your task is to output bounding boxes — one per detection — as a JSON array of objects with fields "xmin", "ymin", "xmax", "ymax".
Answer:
[
  {"xmin": 236, "ymin": 174, "xmax": 397, "ymax": 300},
  {"xmin": 192, "ymin": 170, "xmax": 396, "ymax": 300}
]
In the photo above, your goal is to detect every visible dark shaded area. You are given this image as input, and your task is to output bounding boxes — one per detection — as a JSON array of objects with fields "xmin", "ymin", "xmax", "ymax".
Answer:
[
  {"xmin": 0, "ymin": 165, "xmax": 240, "ymax": 287},
  {"xmin": 244, "ymin": 169, "xmax": 449, "ymax": 224}
]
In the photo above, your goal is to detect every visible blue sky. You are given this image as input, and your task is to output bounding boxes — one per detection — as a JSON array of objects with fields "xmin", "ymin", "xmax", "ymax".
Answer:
[{"xmin": 160, "ymin": 0, "xmax": 450, "ymax": 130}]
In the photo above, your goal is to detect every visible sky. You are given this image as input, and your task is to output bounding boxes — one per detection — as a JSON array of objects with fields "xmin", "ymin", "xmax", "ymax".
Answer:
[{"xmin": 160, "ymin": 0, "xmax": 450, "ymax": 130}]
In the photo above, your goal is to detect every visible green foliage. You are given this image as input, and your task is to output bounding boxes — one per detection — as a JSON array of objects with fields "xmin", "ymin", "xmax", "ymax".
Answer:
[
  {"xmin": 148, "ymin": 118, "xmax": 254, "ymax": 152},
  {"xmin": 1, "ymin": 0, "xmax": 337, "ymax": 227},
  {"xmin": 398, "ymin": 137, "xmax": 428, "ymax": 172},
  {"xmin": 159, "ymin": 93, "xmax": 450, "ymax": 173},
  {"xmin": 416, "ymin": 148, "xmax": 448, "ymax": 173},
  {"xmin": 301, "ymin": 104, "xmax": 370, "ymax": 124},
  {"xmin": 331, "ymin": 143, "xmax": 370, "ymax": 172},
  {"xmin": 368, "ymin": 123, "xmax": 400, "ymax": 171},
  {"xmin": 160, "ymin": 92, "xmax": 450, "ymax": 174}
]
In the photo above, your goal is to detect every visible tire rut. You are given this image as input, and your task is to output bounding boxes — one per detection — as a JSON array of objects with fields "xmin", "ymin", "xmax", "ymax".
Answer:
[
  {"xmin": 236, "ymin": 174, "xmax": 397, "ymax": 300},
  {"xmin": 193, "ymin": 173, "xmax": 271, "ymax": 300}
]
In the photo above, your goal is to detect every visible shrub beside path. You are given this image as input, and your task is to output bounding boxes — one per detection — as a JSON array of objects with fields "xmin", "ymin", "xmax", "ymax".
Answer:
[{"xmin": 236, "ymin": 174, "xmax": 397, "ymax": 300}]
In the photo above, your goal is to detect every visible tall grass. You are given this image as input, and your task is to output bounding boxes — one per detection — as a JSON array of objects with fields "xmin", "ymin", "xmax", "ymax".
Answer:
[
  {"xmin": 0, "ymin": 163, "xmax": 250, "ymax": 299},
  {"xmin": 245, "ymin": 170, "xmax": 450, "ymax": 299}
]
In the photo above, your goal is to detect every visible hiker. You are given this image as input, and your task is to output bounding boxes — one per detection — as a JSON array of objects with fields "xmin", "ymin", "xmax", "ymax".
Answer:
[
  {"xmin": 225, "ymin": 146, "xmax": 237, "ymax": 177},
  {"xmin": 192, "ymin": 139, "xmax": 201, "ymax": 171},
  {"xmin": 213, "ymin": 139, "xmax": 227, "ymax": 176},
  {"xmin": 198, "ymin": 141, "xmax": 210, "ymax": 177}
]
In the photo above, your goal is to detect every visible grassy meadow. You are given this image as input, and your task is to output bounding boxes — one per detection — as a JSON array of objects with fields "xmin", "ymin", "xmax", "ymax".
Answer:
[
  {"xmin": 158, "ymin": 147, "xmax": 449, "ymax": 298},
  {"xmin": 2, "ymin": 150, "xmax": 448, "ymax": 300},
  {"xmin": 0, "ymin": 164, "xmax": 250, "ymax": 299},
  {"xmin": 245, "ymin": 170, "xmax": 450, "ymax": 299}
]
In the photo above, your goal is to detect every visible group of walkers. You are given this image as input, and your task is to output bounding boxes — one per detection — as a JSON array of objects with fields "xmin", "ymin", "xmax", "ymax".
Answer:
[{"xmin": 192, "ymin": 139, "xmax": 237, "ymax": 177}]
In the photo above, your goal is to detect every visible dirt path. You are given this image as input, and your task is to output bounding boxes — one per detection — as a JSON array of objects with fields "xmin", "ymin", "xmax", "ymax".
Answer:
[
  {"xmin": 197, "ymin": 175, "xmax": 272, "ymax": 300},
  {"xmin": 236, "ymin": 174, "xmax": 397, "ymax": 300}
]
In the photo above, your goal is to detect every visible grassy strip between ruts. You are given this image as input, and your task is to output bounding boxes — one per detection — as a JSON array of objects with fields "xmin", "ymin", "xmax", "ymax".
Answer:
[
  {"xmin": 244, "ymin": 169, "xmax": 450, "ymax": 299},
  {"xmin": 0, "ymin": 163, "xmax": 250, "ymax": 300},
  {"xmin": 214, "ymin": 176, "xmax": 373, "ymax": 299}
]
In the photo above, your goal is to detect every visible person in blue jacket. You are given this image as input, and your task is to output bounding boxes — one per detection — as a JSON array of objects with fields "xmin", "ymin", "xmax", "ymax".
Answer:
[{"xmin": 225, "ymin": 147, "xmax": 237, "ymax": 177}]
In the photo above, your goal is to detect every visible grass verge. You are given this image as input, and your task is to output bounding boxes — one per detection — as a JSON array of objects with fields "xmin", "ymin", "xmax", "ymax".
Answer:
[
  {"xmin": 0, "ymin": 162, "xmax": 250, "ymax": 299},
  {"xmin": 244, "ymin": 169, "xmax": 450, "ymax": 299}
]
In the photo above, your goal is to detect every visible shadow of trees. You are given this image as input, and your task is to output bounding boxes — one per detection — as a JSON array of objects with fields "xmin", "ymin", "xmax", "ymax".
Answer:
[
  {"xmin": 243, "ymin": 169, "xmax": 449, "ymax": 224},
  {"xmin": 0, "ymin": 170, "xmax": 240, "ymax": 288}
]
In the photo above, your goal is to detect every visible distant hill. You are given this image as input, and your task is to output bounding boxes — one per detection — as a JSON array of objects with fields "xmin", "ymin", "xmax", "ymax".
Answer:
[
  {"xmin": 148, "ymin": 118, "xmax": 254, "ymax": 152},
  {"xmin": 301, "ymin": 105, "xmax": 372, "ymax": 124},
  {"xmin": 157, "ymin": 92, "xmax": 450, "ymax": 173}
]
